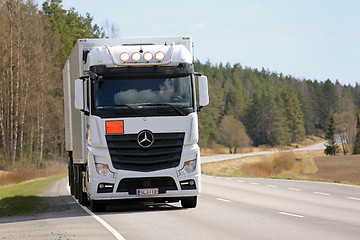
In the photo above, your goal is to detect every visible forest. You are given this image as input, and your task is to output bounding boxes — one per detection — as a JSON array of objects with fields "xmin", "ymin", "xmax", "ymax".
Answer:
[{"xmin": 0, "ymin": 0, "xmax": 359, "ymax": 169}]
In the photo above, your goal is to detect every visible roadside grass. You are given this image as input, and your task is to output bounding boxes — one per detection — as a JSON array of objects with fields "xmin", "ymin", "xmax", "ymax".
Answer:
[
  {"xmin": 0, "ymin": 161, "xmax": 66, "ymax": 187},
  {"xmin": 201, "ymin": 136, "xmax": 324, "ymax": 156},
  {"xmin": 0, "ymin": 174, "xmax": 66, "ymax": 217},
  {"xmin": 202, "ymin": 150, "xmax": 324, "ymax": 180}
]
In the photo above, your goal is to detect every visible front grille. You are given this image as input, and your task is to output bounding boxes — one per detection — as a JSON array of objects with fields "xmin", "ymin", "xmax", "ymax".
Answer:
[
  {"xmin": 106, "ymin": 132, "xmax": 185, "ymax": 172},
  {"xmin": 117, "ymin": 177, "xmax": 178, "ymax": 195}
]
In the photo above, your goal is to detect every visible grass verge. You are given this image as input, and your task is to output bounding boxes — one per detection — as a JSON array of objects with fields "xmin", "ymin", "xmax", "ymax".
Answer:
[
  {"xmin": 202, "ymin": 151, "xmax": 321, "ymax": 177},
  {"xmin": 201, "ymin": 150, "xmax": 360, "ymax": 185},
  {"xmin": 0, "ymin": 174, "xmax": 66, "ymax": 217}
]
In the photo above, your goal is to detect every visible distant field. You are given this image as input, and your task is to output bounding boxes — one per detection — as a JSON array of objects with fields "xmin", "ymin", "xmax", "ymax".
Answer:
[
  {"xmin": 202, "ymin": 151, "xmax": 360, "ymax": 185},
  {"xmin": 306, "ymin": 155, "xmax": 360, "ymax": 184}
]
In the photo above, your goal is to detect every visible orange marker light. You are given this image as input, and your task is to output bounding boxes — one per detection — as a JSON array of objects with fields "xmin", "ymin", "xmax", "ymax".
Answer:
[{"xmin": 106, "ymin": 120, "xmax": 124, "ymax": 134}]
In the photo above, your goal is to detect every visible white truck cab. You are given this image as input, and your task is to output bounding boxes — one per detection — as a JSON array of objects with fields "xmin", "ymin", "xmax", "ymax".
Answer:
[{"xmin": 63, "ymin": 37, "xmax": 209, "ymax": 211}]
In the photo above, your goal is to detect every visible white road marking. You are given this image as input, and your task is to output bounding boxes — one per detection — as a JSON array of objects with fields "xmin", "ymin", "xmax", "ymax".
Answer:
[
  {"xmin": 81, "ymin": 205, "xmax": 126, "ymax": 240},
  {"xmin": 313, "ymin": 192, "xmax": 331, "ymax": 196},
  {"xmin": 67, "ymin": 186, "xmax": 126, "ymax": 240},
  {"xmin": 216, "ymin": 198, "xmax": 231, "ymax": 202},
  {"xmin": 346, "ymin": 197, "xmax": 360, "ymax": 201},
  {"xmin": 225, "ymin": 178, "xmax": 233, "ymax": 181},
  {"xmin": 250, "ymin": 182, "xmax": 259, "ymax": 185},
  {"xmin": 266, "ymin": 185, "xmax": 278, "ymax": 188},
  {"xmin": 278, "ymin": 212, "xmax": 305, "ymax": 218},
  {"xmin": 288, "ymin": 187, "xmax": 302, "ymax": 191},
  {"xmin": 237, "ymin": 180, "xmax": 245, "ymax": 183}
]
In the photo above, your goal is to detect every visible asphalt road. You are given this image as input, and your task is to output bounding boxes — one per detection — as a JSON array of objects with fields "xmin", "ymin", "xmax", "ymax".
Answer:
[{"xmin": 1, "ymin": 175, "xmax": 359, "ymax": 240}]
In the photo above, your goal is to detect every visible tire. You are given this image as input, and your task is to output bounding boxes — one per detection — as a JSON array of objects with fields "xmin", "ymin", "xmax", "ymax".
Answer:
[
  {"xmin": 90, "ymin": 200, "xmax": 105, "ymax": 212},
  {"xmin": 68, "ymin": 157, "xmax": 75, "ymax": 196},
  {"xmin": 181, "ymin": 196, "xmax": 197, "ymax": 208},
  {"xmin": 78, "ymin": 171, "xmax": 90, "ymax": 206},
  {"xmin": 74, "ymin": 165, "xmax": 79, "ymax": 200},
  {"xmin": 77, "ymin": 168, "xmax": 90, "ymax": 206}
]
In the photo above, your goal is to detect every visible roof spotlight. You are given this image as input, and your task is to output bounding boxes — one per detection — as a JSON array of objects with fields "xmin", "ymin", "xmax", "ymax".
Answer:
[
  {"xmin": 155, "ymin": 51, "xmax": 165, "ymax": 62},
  {"xmin": 143, "ymin": 52, "xmax": 153, "ymax": 62},
  {"xmin": 132, "ymin": 52, "xmax": 141, "ymax": 62},
  {"xmin": 120, "ymin": 52, "xmax": 130, "ymax": 62}
]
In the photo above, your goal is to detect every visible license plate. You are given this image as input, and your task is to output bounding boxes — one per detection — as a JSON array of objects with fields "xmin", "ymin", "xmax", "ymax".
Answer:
[{"xmin": 136, "ymin": 188, "xmax": 159, "ymax": 196}]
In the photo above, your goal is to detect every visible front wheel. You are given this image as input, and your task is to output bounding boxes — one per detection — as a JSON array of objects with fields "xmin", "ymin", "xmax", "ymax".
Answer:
[
  {"xmin": 181, "ymin": 196, "xmax": 197, "ymax": 208},
  {"xmin": 77, "ymin": 168, "xmax": 90, "ymax": 206}
]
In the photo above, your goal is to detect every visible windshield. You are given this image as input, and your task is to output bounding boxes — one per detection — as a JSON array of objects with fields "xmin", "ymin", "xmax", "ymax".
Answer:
[{"xmin": 92, "ymin": 75, "xmax": 194, "ymax": 117}]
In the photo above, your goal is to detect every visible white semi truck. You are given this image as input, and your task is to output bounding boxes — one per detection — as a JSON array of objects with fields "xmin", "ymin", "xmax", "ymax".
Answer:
[{"xmin": 63, "ymin": 37, "xmax": 209, "ymax": 211}]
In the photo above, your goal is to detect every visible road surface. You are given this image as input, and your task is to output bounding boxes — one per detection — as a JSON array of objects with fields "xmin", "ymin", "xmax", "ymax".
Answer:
[{"xmin": 1, "ymin": 175, "xmax": 359, "ymax": 240}]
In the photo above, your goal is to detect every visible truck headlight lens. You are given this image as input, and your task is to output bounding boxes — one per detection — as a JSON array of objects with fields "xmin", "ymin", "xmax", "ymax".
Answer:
[
  {"xmin": 120, "ymin": 52, "xmax": 130, "ymax": 62},
  {"xmin": 143, "ymin": 52, "xmax": 153, "ymax": 62},
  {"xmin": 95, "ymin": 163, "xmax": 115, "ymax": 178},
  {"xmin": 178, "ymin": 160, "xmax": 196, "ymax": 176},
  {"xmin": 132, "ymin": 52, "xmax": 141, "ymax": 62},
  {"xmin": 155, "ymin": 51, "xmax": 165, "ymax": 61}
]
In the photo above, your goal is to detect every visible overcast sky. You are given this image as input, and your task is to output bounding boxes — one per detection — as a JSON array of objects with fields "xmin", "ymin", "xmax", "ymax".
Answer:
[{"xmin": 36, "ymin": 0, "xmax": 360, "ymax": 86}]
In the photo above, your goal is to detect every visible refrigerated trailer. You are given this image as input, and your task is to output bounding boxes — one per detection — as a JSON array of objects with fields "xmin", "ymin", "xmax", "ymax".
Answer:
[{"xmin": 63, "ymin": 37, "xmax": 209, "ymax": 211}]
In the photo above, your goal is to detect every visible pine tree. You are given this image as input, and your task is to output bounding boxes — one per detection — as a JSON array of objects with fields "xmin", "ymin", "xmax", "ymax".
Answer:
[
  {"xmin": 281, "ymin": 87, "xmax": 306, "ymax": 142},
  {"xmin": 324, "ymin": 114, "xmax": 339, "ymax": 155},
  {"xmin": 353, "ymin": 109, "xmax": 360, "ymax": 154}
]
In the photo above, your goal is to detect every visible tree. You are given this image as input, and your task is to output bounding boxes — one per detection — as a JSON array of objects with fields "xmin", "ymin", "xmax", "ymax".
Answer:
[
  {"xmin": 0, "ymin": 0, "xmax": 62, "ymax": 167},
  {"xmin": 324, "ymin": 114, "xmax": 339, "ymax": 155},
  {"xmin": 281, "ymin": 87, "xmax": 306, "ymax": 142},
  {"xmin": 243, "ymin": 90, "xmax": 290, "ymax": 146},
  {"xmin": 353, "ymin": 109, "xmax": 360, "ymax": 154},
  {"xmin": 218, "ymin": 116, "xmax": 250, "ymax": 153},
  {"xmin": 335, "ymin": 111, "xmax": 356, "ymax": 155},
  {"xmin": 42, "ymin": 0, "xmax": 104, "ymax": 64}
]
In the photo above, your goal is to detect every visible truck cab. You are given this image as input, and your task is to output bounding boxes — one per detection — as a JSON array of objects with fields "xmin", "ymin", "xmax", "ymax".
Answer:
[{"xmin": 63, "ymin": 37, "xmax": 209, "ymax": 211}]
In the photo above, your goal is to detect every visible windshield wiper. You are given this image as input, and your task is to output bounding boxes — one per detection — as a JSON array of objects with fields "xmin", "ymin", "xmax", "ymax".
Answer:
[
  {"xmin": 98, "ymin": 105, "xmax": 139, "ymax": 116},
  {"xmin": 139, "ymin": 103, "xmax": 186, "ymax": 116}
]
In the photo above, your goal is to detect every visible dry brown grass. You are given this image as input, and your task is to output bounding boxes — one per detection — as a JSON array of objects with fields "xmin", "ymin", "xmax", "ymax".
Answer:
[
  {"xmin": 241, "ymin": 153, "xmax": 297, "ymax": 177},
  {"xmin": 201, "ymin": 136, "xmax": 324, "ymax": 156},
  {"xmin": 0, "ymin": 161, "xmax": 67, "ymax": 187},
  {"xmin": 202, "ymin": 149, "xmax": 360, "ymax": 184},
  {"xmin": 202, "ymin": 150, "xmax": 324, "ymax": 179}
]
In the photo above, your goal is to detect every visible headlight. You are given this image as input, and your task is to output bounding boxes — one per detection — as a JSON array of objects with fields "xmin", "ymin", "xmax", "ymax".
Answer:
[
  {"xmin": 132, "ymin": 52, "xmax": 141, "ymax": 62},
  {"xmin": 178, "ymin": 159, "xmax": 197, "ymax": 176},
  {"xmin": 95, "ymin": 163, "xmax": 116, "ymax": 178},
  {"xmin": 143, "ymin": 52, "xmax": 153, "ymax": 62},
  {"xmin": 155, "ymin": 51, "xmax": 165, "ymax": 61},
  {"xmin": 120, "ymin": 52, "xmax": 130, "ymax": 62}
]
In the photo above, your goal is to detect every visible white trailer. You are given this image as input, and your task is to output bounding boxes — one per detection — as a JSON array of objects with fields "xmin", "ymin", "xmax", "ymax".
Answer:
[{"xmin": 63, "ymin": 37, "xmax": 209, "ymax": 211}]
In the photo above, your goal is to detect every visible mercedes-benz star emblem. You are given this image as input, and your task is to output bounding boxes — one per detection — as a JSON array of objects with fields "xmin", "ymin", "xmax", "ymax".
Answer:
[{"xmin": 137, "ymin": 130, "xmax": 154, "ymax": 148}]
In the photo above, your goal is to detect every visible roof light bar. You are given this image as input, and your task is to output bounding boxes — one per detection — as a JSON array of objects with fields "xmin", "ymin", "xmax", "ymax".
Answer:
[{"xmin": 118, "ymin": 51, "xmax": 166, "ymax": 63}]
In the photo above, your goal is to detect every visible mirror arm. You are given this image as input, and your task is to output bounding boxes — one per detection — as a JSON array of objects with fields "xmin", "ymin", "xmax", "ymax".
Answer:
[{"xmin": 81, "ymin": 109, "xmax": 90, "ymax": 116}]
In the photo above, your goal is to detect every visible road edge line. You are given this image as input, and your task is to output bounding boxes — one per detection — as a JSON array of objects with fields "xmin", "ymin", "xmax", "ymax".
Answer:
[{"xmin": 67, "ymin": 186, "xmax": 126, "ymax": 240}]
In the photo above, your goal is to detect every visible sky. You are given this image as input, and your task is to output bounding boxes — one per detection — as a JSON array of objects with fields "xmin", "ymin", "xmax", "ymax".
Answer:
[{"xmin": 36, "ymin": 0, "xmax": 360, "ymax": 86}]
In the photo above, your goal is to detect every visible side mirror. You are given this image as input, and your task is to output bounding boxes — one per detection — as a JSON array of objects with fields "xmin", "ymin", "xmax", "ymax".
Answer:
[
  {"xmin": 198, "ymin": 76, "xmax": 209, "ymax": 107},
  {"xmin": 74, "ymin": 79, "xmax": 84, "ymax": 110}
]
